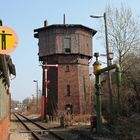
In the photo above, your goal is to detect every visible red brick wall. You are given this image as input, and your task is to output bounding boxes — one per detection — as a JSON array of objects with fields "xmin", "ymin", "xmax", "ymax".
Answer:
[
  {"xmin": 0, "ymin": 116, "xmax": 10, "ymax": 140},
  {"xmin": 57, "ymin": 63, "xmax": 91, "ymax": 114},
  {"xmin": 78, "ymin": 64, "xmax": 91, "ymax": 114},
  {"xmin": 58, "ymin": 64, "xmax": 80, "ymax": 114}
]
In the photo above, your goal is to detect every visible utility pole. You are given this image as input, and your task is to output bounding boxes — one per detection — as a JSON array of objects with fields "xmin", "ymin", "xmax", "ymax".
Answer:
[
  {"xmin": 33, "ymin": 80, "xmax": 39, "ymax": 111},
  {"xmin": 0, "ymin": 19, "xmax": 3, "ymax": 26},
  {"xmin": 90, "ymin": 13, "xmax": 114, "ymax": 123},
  {"xmin": 104, "ymin": 13, "xmax": 113, "ymax": 123}
]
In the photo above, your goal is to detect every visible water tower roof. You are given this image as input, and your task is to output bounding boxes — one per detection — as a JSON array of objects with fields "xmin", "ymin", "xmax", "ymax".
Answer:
[{"xmin": 34, "ymin": 24, "xmax": 97, "ymax": 38}]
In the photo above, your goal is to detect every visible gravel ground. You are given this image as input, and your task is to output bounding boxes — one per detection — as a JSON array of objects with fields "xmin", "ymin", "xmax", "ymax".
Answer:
[
  {"xmin": 9, "ymin": 114, "xmax": 32, "ymax": 140},
  {"xmin": 9, "ymin": 133, "xmax": 32, "ymax": 140},
  {"xmin": 9, "ymin": 112, "xmax": 140, "ymax": 140}
]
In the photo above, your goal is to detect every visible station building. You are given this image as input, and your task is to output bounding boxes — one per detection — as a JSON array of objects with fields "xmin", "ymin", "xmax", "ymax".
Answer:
[{"xmin": 0, "ymin": 55, "xmax": 16, "ymax": 140}]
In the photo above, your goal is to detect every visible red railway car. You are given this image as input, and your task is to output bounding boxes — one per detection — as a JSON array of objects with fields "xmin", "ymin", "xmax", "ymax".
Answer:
[{"xmin": 0, "ymin": 55, "xmax": 16, "ymax": 140}]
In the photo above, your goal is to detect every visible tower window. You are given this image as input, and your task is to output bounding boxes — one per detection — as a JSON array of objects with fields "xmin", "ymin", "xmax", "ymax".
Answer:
[
  {"xmin": 67, "ymin": 84, "xmax": 70, "ymax": 96},
  {"xmin": 64, "ymin": 38, "xmax": 71, "ymax": 53},
  {"xmin": 65, "ymin": 65, "xmax": 70, "ymax": 72}
]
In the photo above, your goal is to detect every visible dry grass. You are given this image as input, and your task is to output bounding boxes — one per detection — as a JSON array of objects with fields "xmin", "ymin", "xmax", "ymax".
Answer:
[{"xmin": 71, "ymin": 114, "xmax": 91, "ymax": 125}]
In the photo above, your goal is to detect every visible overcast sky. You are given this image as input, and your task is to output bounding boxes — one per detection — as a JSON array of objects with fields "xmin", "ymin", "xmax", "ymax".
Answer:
[{"xmin": 0, "ymin": 0, "xmax": 139, "ymax": 101}]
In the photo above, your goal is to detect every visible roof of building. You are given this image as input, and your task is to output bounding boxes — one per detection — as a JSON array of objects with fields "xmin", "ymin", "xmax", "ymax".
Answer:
[{"xmin": 34, "ymin": 24, "xmax": 97, "ymax": 38}]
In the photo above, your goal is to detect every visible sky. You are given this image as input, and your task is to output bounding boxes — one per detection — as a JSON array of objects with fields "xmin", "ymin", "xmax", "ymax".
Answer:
[{"xmin": 0, "ymin": 0, "xmax": 139, "ymax": 101}]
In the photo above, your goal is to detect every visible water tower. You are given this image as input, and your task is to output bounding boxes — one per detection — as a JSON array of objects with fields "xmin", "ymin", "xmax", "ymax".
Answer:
[{"xmin": 34, "ymin": 21, "xmax": 96, "ymax": 116}]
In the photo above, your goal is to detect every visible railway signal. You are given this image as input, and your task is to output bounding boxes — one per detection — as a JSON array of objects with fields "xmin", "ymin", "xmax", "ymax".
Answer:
[{"xmin": 42, "ymin": 64, "xmax": 58, "ymax": 121}]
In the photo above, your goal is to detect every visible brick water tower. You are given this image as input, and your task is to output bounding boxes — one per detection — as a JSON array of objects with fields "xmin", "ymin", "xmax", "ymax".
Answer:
[{"xmin": 34, "ymin": 21, "xmax": 96, "ymax": 117}]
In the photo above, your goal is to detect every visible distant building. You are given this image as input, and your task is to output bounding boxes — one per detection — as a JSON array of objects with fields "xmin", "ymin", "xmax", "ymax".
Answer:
[
  {"xmin": 17, "ymin": 103, "xmax": 27, "ymax": 110},
  {"xmin": 34, "ymin": 22, "xmax": 96, "ymax": 116}
]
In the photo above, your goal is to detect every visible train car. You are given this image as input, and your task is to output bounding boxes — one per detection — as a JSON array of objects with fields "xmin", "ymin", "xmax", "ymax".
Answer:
[{"xmin": 0, "ymin": 55, "xmax": 16, "ymax": 140}]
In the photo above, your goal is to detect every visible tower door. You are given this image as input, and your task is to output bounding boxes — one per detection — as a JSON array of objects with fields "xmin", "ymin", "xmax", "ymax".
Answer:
[{"xmin": 65, "ymin": 104, "xmax": 73, "ymax": 114}]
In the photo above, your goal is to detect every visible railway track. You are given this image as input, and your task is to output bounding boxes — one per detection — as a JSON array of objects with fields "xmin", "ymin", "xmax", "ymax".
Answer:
[
  {"xmin": 13, "ymin": 113, "xmax": 103, "ymax": 140},
  {"xmin": 13, "ymin": 113, "xmax": 65, "ymax": 140}
]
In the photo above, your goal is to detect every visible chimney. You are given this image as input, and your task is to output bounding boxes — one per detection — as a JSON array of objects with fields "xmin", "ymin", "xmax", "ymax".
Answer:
[
  {"xmin": 44, "ymin": 20, "xmax": 48, "ymax": 27},
  {"xmin": 0, "ymin": 19, "xmax": 3, "ymax": 26},
  {"xmin": 63, "ymin": 14, "xmax": 65, "ymax": 24}
]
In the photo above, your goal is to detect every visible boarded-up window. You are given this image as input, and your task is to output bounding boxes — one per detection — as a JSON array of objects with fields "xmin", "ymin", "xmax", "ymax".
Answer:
[{"xmin": 64, "ymin": 38, "xmax": 71, "ymax": 53}]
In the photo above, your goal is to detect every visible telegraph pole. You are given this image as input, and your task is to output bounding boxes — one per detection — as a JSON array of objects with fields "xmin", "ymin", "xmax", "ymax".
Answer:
[
  {"xmin": 104, "ymin": 13, "xmax": 113, "ymax": 123},
  {"xmin": 33, "ymin": 80, "xmax": 39, "ymax": 111},
  {"xmin": 90, "ymin": 13, "xmax": 113, "ymax": 123}
]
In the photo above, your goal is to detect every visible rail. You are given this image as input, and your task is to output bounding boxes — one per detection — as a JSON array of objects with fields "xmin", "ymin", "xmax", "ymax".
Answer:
[{"xmin": 14, "ymin": 113, "xmax": 65, "ymax": 140}]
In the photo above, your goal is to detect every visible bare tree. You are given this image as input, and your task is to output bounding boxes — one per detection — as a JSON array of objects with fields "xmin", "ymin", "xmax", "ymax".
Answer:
[
  {"xmin": 123, "ymin": 54, "xmax": 140, "ymax": 113},
  {"xmin": 99, "ymin": 5, "xmax": 140, "ymax": 116},
  {"xmin": 11, "ymin": 99, "xmax": 20, "ymax": 109},
  {"xmin": 106, "ymin": 5, "xmax": 140, "ymax": 71},
  {"xmin": 22, "ymin": 97, "xmax": 31, "ymax": 105}
]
